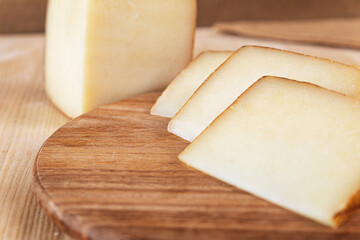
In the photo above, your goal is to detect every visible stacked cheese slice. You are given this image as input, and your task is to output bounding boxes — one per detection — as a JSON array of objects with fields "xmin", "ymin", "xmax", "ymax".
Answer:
[
  {"xmin": 151, "ymin": 51, "xmax": 232, "ymax": 118},
  {"xmin": 168, "ymin": 46, "xmax": 360, "ymax": 142},
  {"xmin": 151, "ymin": 46, "xmax": 360, "ymax": 228}
]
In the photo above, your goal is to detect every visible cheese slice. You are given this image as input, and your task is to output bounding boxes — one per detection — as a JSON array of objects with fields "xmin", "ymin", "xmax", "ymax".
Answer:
[
  {"xmin": 179, "ymin": 76, "xmax": 360, "ymax": 228},
  {"xmin": 45, "ymin": 0, "xmax": 196, "ymax": 118},
  {"xmin": 151, "ymin": 51, "xmax": 232, "ymax": 118},
  {"xmin": 169, "ymin": 46, "xmax": 360, "ymax": 142}
]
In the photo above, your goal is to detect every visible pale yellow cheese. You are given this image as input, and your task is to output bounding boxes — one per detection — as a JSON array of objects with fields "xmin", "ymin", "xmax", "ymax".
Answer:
[
  {"xmin": 45, "ymin": 0, "xmax": 196, "ymax": 118},
  {"xmin": 179, "ymin": 76, "xmax": 360, "ymax": 228},
  {"xmin": 151, "ymin": 51, "xmax": 232, "ymax": 118},
  {"xmin": 169, "ymin": 46, "xmax": 360, "ymax": 142}
]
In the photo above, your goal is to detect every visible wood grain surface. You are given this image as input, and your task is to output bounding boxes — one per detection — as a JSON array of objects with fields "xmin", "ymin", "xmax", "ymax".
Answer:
[
  {"xmin": 33, "ymin": 92, "xmax": 360, "ymax": 240},
  {"xmin": 0, "ymin": 0, "xmax": 47, "ymax": 33},
  {"xmin": 215, "ymin": 18, "xmax": 360, "ymax": 49},
  {"xmin": 3, "ymin": 28, "xmax": 360, "ymax": 240},
  {"xmin": 197, "ymin": 0, "xmax": 360, "ymax": 26},
  {"xmin": 0, "ymin": 35, "xmax": 71, "ymax": 239},
  {"xmin": 2, "ymin": 0, "xmax": 360, "ymax": 33}
]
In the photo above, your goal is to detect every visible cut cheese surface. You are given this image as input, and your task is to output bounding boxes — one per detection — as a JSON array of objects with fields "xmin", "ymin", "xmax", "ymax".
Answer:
[
  {"xmin": 45, "ymin": 0, "xmax": 196, "ymax": 118},
  {"xmin": 169, "ymin": 46, "xmax": 360, "ymax": 142},
  {"xmin": 151, "ymin": 51, "xmax": 232, "ymax": 118},
  {"xmin": 179, "ymin": 76, "xmax": 360, "ymax": 228}
]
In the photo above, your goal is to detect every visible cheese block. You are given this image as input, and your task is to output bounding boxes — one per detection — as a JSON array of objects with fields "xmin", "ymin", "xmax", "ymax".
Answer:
[
  {"xmin": 169, "ymin": 46, "xmax": 360, "ymax": 142},
  {"xmin": 151, "ymin": 51, "xmax": 232, "ymax": 118},
  {"xmin": 179, "ymin": 76, "xmax": 360, "ymax": 228},
  {"xmin": 45, "ymin": 0, "xmax": 196, "ymax": 118}
]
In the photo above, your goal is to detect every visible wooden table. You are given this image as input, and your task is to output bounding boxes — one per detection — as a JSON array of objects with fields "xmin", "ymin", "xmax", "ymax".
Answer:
[{"xmin": 1, "ymin": 28, "xmax": 360, "ymax": 240}]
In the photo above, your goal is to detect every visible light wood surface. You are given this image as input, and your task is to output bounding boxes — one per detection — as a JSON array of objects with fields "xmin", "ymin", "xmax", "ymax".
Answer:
[
  {"xmin": 215, "ymin": 18, "xmax": 360, "ymax": 49},
  {"xmin": 33, "ymin": 92, "xmax": 360, "ymax": 240},
  {"xmin": 193, "ymin": 29, "xmax": 360, "ymax": 66},
  {"xmin": 2, "ymin": 28, "xmax": 360, "ymax": 239},
  {"xmin": 0, "ymin": 35, "xmax": 70, "ymax": 239}
]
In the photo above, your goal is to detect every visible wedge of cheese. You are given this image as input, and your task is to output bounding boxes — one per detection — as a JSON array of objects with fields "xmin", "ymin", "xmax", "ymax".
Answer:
[
  {"xmin": 169, "ymin": 46, "xmax": 360, "ymax": 142},
  {"xmin": 46, "ymin": 0, "xmax": 196, "ymax": 118},
  {"xmin": 179, "ymin": 76, "xmax": 360, "ymax": 228},
  {"xmin": 151, "ymin": 51, "xmax": 232, "ymax": 118}
]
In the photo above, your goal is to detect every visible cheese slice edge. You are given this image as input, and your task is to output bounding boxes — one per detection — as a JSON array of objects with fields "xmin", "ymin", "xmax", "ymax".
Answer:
[
  {"xmin": 169, "ymin": 45, "xmax": 360, "ymax": 142},
  {"xmin": 179, "ymin": 76, "xmax": 360, "ymax": 228},
  {"xmin": 151, "ymin": 51, "xmax": 232, "ymax": 118}
]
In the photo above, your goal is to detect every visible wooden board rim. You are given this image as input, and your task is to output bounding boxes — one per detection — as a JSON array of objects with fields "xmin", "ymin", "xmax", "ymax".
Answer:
[{"xmin": 32, "ymin": 92, "xmax": 360, "ymax": 240}]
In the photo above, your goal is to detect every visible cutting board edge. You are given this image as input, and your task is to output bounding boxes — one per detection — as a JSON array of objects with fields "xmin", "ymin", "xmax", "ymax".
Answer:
[
  {"xmin": 33, "ymin": 146, "xmax": 84, "ymax": 240},
  {"xmin": 31, "ymin": 92, "xmax": 163, "ymax": 240}
]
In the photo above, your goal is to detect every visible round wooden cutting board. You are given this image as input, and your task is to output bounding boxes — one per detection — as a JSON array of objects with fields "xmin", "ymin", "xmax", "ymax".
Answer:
[{"xmin": 33, "ymin": 92, "xmax": 360, "ymax": 240}]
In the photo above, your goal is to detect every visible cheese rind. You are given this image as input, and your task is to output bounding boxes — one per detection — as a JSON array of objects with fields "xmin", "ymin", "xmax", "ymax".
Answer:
[
  {"xmin": 179, "ymin": 76, "xmax": 360, "ymax": 227},
  {"xmin": 45, "ymin": 0, "xmax": 86, "ymax": 117},
  {"xmin": 151, "ymin": 51, "xmax": 232, "ymax": 118},
  {"xmin": 46, "ymin": 0, "xmax": 196, "ymax": 118},
  {"xmin": 169, "ymin": 46, "xmax": 360, "ymax": 142}
]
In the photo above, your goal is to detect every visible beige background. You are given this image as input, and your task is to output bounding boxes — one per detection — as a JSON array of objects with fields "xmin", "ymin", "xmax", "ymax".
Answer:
[{"xmin": 1, "ymin": 0, "xmax": 360, "ymax": 33}]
